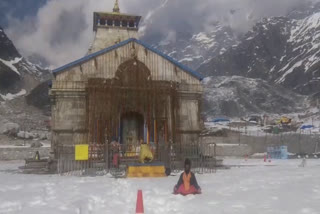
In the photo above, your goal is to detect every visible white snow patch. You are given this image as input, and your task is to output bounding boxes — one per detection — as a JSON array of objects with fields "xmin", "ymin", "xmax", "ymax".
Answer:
[
  {"xmin": 289, "ymin": 12, "xmax": 320, "ymax": 52},
  {"xmin": 305, "ymin": 50, "xmax": 320, "ymax": 71},
  {"xmin": 179, "ymin": 58, "xmax": 194, "ymax": 62},
  {"xmin": 192, "ymin": 32, "xmax": 216, "ymax": 49},
  {"xmin": 219, "ymin": 48, "xmax": 226, "ymax": 55},
  {"xmin": 262, "ymin": 24, "xmax": 268, "ymax": 30},
  {"xmin": 280, "ymin": 55, "xmax": 286, "ymax": 62},
  {"xmin": 270, "ymin": 65, "xmax": 276, "ymax": 72},
  {"xmin": 0, "ymin": 89, "xmax": 27, "ymax": 101},
  {"xmin": 168, "ymin": 51, "xmax": 177, "ymax": 57},
  {"xmin": 277, "ymin": 60, "xmax": 304, "ymax": 83},
  {"xmin": 0, "ymin": 58, "xmax": 22, "ymax": 76},
  {"xmin": 193, "ymin": 55, "xmax": 203, "ymax": 59}
]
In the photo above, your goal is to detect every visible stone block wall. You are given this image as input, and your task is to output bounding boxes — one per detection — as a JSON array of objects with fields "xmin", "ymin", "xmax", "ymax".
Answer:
[{"xmin": 0, "ymin": 147, "xmax": 51, "ymax": 161}]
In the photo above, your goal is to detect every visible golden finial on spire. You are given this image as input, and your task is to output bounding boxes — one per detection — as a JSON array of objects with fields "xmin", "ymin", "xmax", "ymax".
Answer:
[{"xmin": 113, "ymin": 0, "xmax": 120, "ymax": 13}]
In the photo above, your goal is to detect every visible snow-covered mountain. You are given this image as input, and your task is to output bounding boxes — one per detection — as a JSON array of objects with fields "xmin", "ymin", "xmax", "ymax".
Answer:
[
  {"xmin": 203, "ymin": 76, "xmax": 309, "ymax": 119},
  {"xmin": 1, "ymin": 2, "xmax": 319, "ymax": 119},
  {"xmin": 0, "ymin": 26, "xmax": 49, "ymax": 102},
  {"xmin": 147, "ymin": 23, "xmax": 238, "ymax": 70},
  {"xmin": 0, "ymin": 26, "xmax": 50, "ymax": 133},
  {"xmin": 198, "ymin": 3, "xmax": 320, "ymax": 96}
]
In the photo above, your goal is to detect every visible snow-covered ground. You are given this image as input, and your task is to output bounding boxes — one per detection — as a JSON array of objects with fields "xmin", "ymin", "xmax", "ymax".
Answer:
[{"xmin": 0, "ymin": 159, "xmax": 320, "ymax": 214}]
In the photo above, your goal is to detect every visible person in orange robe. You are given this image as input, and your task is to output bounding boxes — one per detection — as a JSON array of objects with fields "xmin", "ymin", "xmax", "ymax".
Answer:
[{"xmin": 174, "ymin": 158, "xmax": 201, "ymax": 195}]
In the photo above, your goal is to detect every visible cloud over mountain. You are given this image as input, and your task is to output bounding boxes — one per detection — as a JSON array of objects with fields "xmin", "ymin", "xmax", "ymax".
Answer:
[{"xmin": 3, "ymin": 0, "xmax": 315, "ymax": 67}]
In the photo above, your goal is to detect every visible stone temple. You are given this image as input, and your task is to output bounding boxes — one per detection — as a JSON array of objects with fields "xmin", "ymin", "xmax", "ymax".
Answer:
[{"xmin": 49, "ymin": 0, "xmax": 204, "ymax": 170}]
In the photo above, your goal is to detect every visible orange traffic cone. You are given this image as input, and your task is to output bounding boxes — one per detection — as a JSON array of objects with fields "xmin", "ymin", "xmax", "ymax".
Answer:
[{"xmin": 136, "ymin": 190, "xmax": 144, "ymax": 214}]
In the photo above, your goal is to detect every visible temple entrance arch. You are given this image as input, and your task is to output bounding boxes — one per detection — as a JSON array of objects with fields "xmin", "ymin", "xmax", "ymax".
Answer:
[{"xmin": 114, "ymin": 58, "xmax": 151, "ymax": 86}]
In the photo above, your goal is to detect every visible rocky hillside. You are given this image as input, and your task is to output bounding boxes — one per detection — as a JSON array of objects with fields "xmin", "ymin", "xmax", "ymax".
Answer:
[
  {"xmin": 198, "ymin": 4, "xmax": 320, "ymax": 96},
  {"xmin": 0, "ymin": 26, "xmax": 50, "ymax": 135},
  {"xmin": 0, "ymin": 27, "xmax": 49, "ymax": 102},
  {"xmin": 146, "ymin": 23, "xmax": 238, "ymax": 70},
  {"xmin": 203, "ymin": 76, "xmax": 309, "ymax": 119}
]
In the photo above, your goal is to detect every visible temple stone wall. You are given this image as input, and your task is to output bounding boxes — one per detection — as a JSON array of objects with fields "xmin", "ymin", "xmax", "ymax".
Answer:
[
  {"xmin": 52, "ymin": 95, "xmax": 87, "ymax": 132},
  {"xmin": 179, "ymin": 99, "xmax": 200, "ymax": 131},
  {"xmin": 90, "ymin": 27, "xmax": 138, "ymax": 53},
  {"xmin": 178, "ymin": 96, "xmax": 202, "ymax": 145},
  {"xmin": 51, "ymin": 93, "xmax": 87, "ymax": 152}
]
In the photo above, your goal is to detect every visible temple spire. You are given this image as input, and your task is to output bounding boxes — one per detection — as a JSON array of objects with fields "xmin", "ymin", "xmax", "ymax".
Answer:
[{"xmin": 113, "ymin": 0, "xmax": 120, "ymax": 13}]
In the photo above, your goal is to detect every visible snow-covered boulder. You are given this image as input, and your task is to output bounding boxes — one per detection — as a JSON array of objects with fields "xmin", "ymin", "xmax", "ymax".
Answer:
[
  {"xmin": 14, "ymin": 142, "xmax": 25, "ymax": 147},
  {"xmin": 30, "ymin": 142, "xmax": 43, "ymax": 148},
  {"xmin": 39, "ymin": 133, "xmax": 48, "ymax": 140},
  {"xmin": 0, "ymin": 121, "xmax": 20, "ymax": 135},
  {"xmin": 32, "ymin": 132, "xmax": 39, "ymax": 139},
  {"xmin": 17, "ymin": 131, "xmax": 35, "ymax": 139}
]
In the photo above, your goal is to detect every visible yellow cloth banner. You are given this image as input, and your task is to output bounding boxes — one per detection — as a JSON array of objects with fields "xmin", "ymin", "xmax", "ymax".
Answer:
[{"xmin": 75, "ymin": 144, "xmax": 89, "ymax": 161}]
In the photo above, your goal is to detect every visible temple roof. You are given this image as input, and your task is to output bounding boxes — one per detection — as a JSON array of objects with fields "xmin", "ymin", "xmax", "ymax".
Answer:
[
  {"xmin": 113, "ymin": 0, "xmax": 120, "ymax": 13},
  {"xmin": 52, "ymin": 38, "xmax": 204, "ymax": 81}
]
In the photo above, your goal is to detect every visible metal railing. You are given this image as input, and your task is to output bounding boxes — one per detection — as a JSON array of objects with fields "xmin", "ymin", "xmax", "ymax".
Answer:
[
  {"xmin": 203, "ymin": 126, "xmax": 320, "ymax": 156},
  {"xmin": 169, "ymin": 142, "xmax": 217, "ymax": 174},
  {"xmin": 56, "ymin": 142, "xmax": 217, "ymax": 176},
  {"xmin": 56, "ymin": 144, "xmax": 107, "ymax": 176}
]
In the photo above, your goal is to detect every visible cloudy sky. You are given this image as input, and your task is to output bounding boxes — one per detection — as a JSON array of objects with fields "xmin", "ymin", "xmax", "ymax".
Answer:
[{"xmin": 1, "ymin": 0, "xmax": 315, "ymax": 68}]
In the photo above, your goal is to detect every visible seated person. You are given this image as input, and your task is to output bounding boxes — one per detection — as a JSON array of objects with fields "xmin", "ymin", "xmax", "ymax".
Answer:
[
  {"xmin": 174, "ymin": 159, "xmax": 201, "ymax": 195},
  {"xmin": 139, "ymin": 139, "xmax": 154, "ymax": 163},
  {"xmin": 34, "ymin": 151, "xmax": 40, "ymax": 160}
]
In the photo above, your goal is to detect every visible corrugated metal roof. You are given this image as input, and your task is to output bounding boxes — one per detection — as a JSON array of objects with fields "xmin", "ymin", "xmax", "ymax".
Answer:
[{"xmin": 52, "ymin": 38, "xmax": 203, "ymax": 80}]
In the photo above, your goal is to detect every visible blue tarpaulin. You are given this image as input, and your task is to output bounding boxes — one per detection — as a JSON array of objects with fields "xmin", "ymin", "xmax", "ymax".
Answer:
[
  {"xmin": 212, "ymin": 118, "xmax": 230, "ymax": 123},
  {"xmin": 301, "ymin": 125, "xmax": 314, "ymax": 130}
]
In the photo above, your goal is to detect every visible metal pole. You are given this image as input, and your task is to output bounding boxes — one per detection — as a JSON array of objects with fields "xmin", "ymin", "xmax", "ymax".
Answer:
[
  {"xmin": 315, "ymin": 137, "xmax": 319, "ymax": 154},
  {"xmin": 238, "ymin": 126, "xmax": 240, "ymax": 145},
  {"xmin": 298, "ymin": 130, "xmax": 301, "ymax": 155}
]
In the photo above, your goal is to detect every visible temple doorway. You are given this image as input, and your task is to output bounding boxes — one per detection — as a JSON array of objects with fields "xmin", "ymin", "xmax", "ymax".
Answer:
[{"xmin": 121, "ymin": 112, "xmax": 144, "ymax": 146}]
